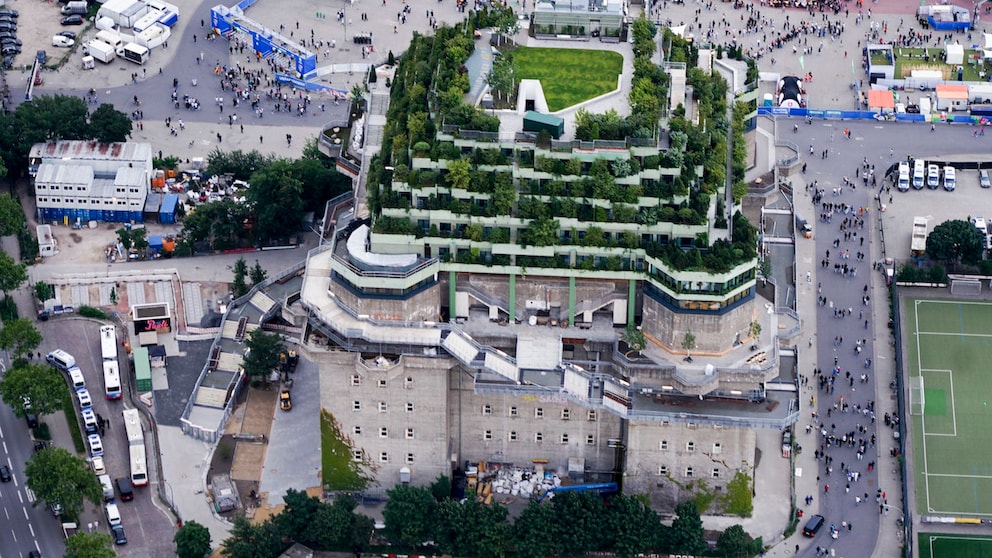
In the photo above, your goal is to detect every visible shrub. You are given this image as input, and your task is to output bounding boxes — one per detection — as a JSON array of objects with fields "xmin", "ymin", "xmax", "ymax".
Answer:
[{"xmin": 77, "ymin": 306, "xmax": 108, "ymax": 319}]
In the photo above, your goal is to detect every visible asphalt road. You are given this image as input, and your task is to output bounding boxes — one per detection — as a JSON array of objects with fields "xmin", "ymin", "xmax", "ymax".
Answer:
[
  {"xmin": 0, "ymin": 397, "xmax": 66, "ymax": 557},
  {"xmin": 36, "ymin": 318, "xmax": 177, "ymax": 558}
]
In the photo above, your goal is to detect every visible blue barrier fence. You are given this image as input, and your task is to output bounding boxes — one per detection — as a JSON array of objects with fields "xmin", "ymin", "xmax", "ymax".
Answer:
[{"xmin": 757, "ymin": 106, "xmax": 984, "ymax": 124}]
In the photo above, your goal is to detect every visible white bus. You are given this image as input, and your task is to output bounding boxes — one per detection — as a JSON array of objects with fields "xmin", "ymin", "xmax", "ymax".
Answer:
[
  {"xmin": 129, "ymin": 444, "xmax": 148, "ymax": 486},
  {"xmin": 122, "ymin": 409, "xmax": 144, "ymax": 446},
  {"xmin": 103, "ymin": 360, "xmax": 122, "ymax": 400},
  {"xmin": 100, "ymin": 325, "xmax": 118, "ymax": 361}
]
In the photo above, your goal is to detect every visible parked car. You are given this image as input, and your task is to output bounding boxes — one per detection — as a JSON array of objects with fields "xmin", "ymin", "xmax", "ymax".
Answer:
[
  {"xmin": 2, "ymin": 54, "xmax": 12, "ymax": 68},
  {"xmin": 981, "ymin": 170, "xmax": 991, "ymax": 189},
  {"xmin": 1, "ymin": 38, "xmax": 22, "ymax": 47},
  {"xmin": 111, "ymin": 524, "xmax": 127, "ymax": 545},
  {"xmin": 81, "ymin": 408, "xmax": 98, "ymax": 433},
  {"xmin": 35, "ymin": 50, "xmax": 46, "ymax": 63},
  {"xmin": 58, "ymin": 30, "xmax": 76, "ymax": 39},
  {"xmin": 76, "ymin": 388, "xmax": 92, "ymax": 409},
  {"xmin": 0, "ymin": 9, "xmax": 19, "ymax": 17},
  {"xmin": 0, "ymin": 15, "xmax": 17, "ymax": 24},
  {"xmin": 91, "ymin": 455, "xmax": 106, "ymax": 475},
  {"xmin": 279, "ymin": 389, "xmax": 292, "ymax": 411},
  {"xmin": 0, "ymin": 465, "xmax": 11, "ymax": 482},
  {"xmin": 60, "ymin": 15, "xmax": 83, "ymax": 25},
  {"xmin": 52, "ymin": 35, "xmax": 73, "ymax": 47},
  {"xmin": 0, "ymin": 23, "xmax": 17, "ymax": 32},
  {"xmin": 87, "ymin": 433, "xmax": 104, "ymax": 457}
]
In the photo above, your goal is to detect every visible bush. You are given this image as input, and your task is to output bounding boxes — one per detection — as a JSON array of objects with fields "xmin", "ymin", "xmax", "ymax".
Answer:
[
  {"xmin": 0, "ymin": 297, "xmax": 17, "ymax": 321},
  {"xmin": 77, "ymin": 306, "xmax": 108, "ymax": 319},
  {"xmin": 32, "ymin": 423, "xmax": 51, "ymax": 441}
]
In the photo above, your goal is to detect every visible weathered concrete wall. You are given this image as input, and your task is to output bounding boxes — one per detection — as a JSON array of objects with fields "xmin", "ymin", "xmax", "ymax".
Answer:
[
  {"xmin": 623, "ymin": 421, "xmax": 756, "ymax": 511},
  {"xmin": 467, "ymin": 275, "xmax": 623, "ymax": 314},
  {"xmin": 642, "ymin": 296, "xmax": 755, "ymax": 354},
  {"xmin": 330, "ymin": 281, "xmax": 441, "ymax": 322},
  {"xmin": 447, "ymin": 369, "xmax": 623, "ymax": 481}
]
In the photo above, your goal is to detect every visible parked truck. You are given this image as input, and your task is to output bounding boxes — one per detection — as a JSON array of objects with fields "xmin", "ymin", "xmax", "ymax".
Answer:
[
  {"xmin": 83, "ymin": 40, "xmax": 115, "ymax": 63},
  {"xmin": 116, "ymin": 42, "xmax": 148, "ymax": 65},
  {"xmin": 911, "ymin": 216, "xmax": 928, "ymax": 259}
]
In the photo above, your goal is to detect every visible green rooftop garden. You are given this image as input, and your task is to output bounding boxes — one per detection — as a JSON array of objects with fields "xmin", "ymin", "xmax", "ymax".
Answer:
[{"xmin": 509, "ymin": 47, "xmax": 623, "ymax": 112}]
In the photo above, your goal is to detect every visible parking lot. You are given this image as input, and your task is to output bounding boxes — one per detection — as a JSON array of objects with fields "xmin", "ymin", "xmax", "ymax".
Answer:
[
  {"xmin": 37, "ymin": 317, "xmax": 176, "ymax": 557},
  {"xmin": 0, "ymin": 0, "xmax": 85, "ymax": 71}
]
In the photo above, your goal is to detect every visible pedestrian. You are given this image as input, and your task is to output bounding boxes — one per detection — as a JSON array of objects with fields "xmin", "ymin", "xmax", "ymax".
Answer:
[
  {"xmin": 201, "ymin": 18, "xmax": 204, "ymax": 27},
  {"xmin": 795, "ymin": 544, "xmax": 800, "ymax": 554},
  {"xmin": 260, "ymin": 135, "xmax": 264, "ymax": 144},
  {"xmin": 217, "ymin": 133, "xmax": 222, "ymax": 143}
]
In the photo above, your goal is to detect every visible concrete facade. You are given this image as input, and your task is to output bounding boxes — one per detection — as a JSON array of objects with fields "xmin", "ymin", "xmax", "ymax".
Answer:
[
  {"xmin": 641, "ymin": 292, "xmax": 756, "ymax": 354},
  {"xmin": 330, "ymin": 280, "xmax": 442, "ymax": 323},
  {"xmin": 624, "ymin": 421, "xmax": 757, "ymax": 510}
]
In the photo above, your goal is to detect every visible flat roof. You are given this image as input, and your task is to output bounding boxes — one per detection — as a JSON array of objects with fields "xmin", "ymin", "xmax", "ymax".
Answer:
[
  {"xmin": 29, "ymin": 140, "xmax": 152, "ymax": 163},
  {"xmin": 35, "ymin": 163, "xmax": 94, "ymax": 185}
]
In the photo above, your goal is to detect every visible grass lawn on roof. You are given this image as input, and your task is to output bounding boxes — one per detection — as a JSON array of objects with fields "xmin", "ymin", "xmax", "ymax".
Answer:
[{"xmin": 511, "ymin": 47, "xmax": 623, "ymax": 112}]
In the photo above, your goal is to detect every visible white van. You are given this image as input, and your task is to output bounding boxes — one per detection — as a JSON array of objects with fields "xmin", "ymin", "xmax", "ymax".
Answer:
[
  {"xmin": 95, "ymin": 30, "xmax": 123, "ymax": 51},
  {"xmin": 98, "ymin": 474, "xmax": 115, "ymax": 501},
  {"xmin": 46, "ymin": 349, "xmax": 76, "ymax": 371},
  {"xmin": 912, "ymin": 160, "xmax": 925, "ymax": 189},
  {"xmin": 897, "ymin": 162, "xmax": 910, "ymax": 191},
  {"xmin": 104, "ymin": 502, "xmax": 121, "ymax": 525},
  {"xmin": 943, "ymin": 166, "xmax": 956, "ymax": 191},
  {"xmin": 68, "ymin": 366, "xmax": 86, "ymax": 391},
  {"xmin": 927, "ymin": 164, "xmax": 940, "ymax": 189}
]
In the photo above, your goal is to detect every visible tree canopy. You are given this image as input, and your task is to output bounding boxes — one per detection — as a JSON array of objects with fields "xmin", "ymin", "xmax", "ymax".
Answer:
[
  {"xmin": 670, "ymin": 501, "xmax": 707, "ymax": 555},
  {"xmin": 246, "ymin": 160, "xmax": 305, "ymax": 242},
  {"xmin": 0, "ymin": 193, "xmax": 24, "ymax": 236},
  {"xmin": 0, "ymin": 318, "xmax": 43, "ymax": 359},
  {"xmin": 65, "ymin": 531, "xmax": 116, "ymax": 558},
  {"xmin": 927, "ymin": 219, "xmax": 985, "ymax": 266},
  {"xmin": 175, "ymin": 520, "xmax": 213, "ymax": 558},
  {"xmin": 24, "ymin": 447, "xmax": 103, "ymax": 521},
  {"xmin": 88, "ymin": 103, "xmax": 133, "ymax": 143},
  {"xmin": 0, "ymin": 249, "xmax": 27, "ymax": 295},
  {"xmin": 0, "ymin": 361, "xmax": 68, "ymax": 417},
  {"xmin": 242, "ymin": 329, "xmax": 283, "ymax": 379}
]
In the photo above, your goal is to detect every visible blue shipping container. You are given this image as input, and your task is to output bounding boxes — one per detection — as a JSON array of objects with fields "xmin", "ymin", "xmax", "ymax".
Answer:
[{"xmin": 159, "ymin": 194, "xmax": 178, "ymax": 224}]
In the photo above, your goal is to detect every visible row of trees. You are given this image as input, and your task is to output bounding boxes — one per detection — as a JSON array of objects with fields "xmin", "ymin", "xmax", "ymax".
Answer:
[{"xmin": 219, "ymin": 481, "xmax": 762, "ymax": 558}]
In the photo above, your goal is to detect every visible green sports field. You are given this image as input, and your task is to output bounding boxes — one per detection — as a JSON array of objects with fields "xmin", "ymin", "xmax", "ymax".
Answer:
[
  {"xmin": 919, "ymin": 533, "xmax": 992, "ymax": 558},
  {"xmin": 907, "ymin": 299, "xmax": 992, "ymax": 516}
]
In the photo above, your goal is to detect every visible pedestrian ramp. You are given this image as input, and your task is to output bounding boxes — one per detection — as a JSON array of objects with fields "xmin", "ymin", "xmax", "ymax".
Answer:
[
  {"xmin": 249, "ymin": 291, "xmax": 276, "ymax": 314},
  {"xmin": 183, "ymin": 282, "xmax": 205, "ymax": 325}
]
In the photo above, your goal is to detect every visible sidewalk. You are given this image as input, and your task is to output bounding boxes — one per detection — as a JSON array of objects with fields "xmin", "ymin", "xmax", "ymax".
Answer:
[{"xmin": 158, "ymin": 425, "xmax": 233, "ymax": 544}]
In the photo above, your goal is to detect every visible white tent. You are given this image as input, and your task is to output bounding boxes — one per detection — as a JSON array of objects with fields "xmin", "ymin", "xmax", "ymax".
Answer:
[{"xmin": 945, "ymin": 43, "xmax": 964, "ymax": 65}]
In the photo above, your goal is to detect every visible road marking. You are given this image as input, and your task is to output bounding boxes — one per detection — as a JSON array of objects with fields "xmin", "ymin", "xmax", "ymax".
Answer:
[
  {"xmin": 28, "ymin": 523, "xmax": 35, "ymax": 538},
  {"xmin": 21, "ymin": 506, "xmax": 28, "ymax": 520},
  {"xmin": 24, "ymin": 488, "xmax": 34, "ymax": 503}
]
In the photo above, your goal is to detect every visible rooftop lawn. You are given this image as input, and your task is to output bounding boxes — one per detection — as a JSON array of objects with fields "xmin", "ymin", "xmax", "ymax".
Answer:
[
  {"xmin": 891, "ymin": 47, "xmax": 989, "ymax": 82},
  {"xmin": 511, "ymin": 47, "xmax": 623, "ymax": 112}
]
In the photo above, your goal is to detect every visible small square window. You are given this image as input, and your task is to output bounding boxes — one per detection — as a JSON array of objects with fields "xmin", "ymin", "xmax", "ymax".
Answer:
[
  {"xmin": 482, "ymin": 404, "xmax": 492, "ymax": 415},
  {"xmin": 406, "ymin": 453, "xmax": 415, "ymax": 464},
  {"xmin": 352, "ymin": 401, "xmax": 362, "ymax": 411},
  {"xmin": 351, "ymin": 375, "xmax": 361, "ymax": 386},
  {"xmin": 686, "ymin": 441, "xmax": 695, "ymax": 452},
  {"xmin": 352, "ymin": 450, "xmax": 363, "ymax": 462},
  {"xmin": 661, "ymin": 420, "xmax": 670, "ymax": 426},
  {"xmin": 586, "ymin": 410, "xmax": 597, "ymax": 421},
  {"xmin": 379, "ymin": 452, "xmax": 389, "ymax": 463},
  {"xmin": 561, "ymin": 408, "xmax": 571, "ymax": 420},
  {"xmin": 508, "ymin": 431, "xmax": 518, "ymax": 442},
  {"xmin": 379, "ymin": 427, "xmax": 388, "ymax": 438},
  {"xmin": 406, "ymin": 402, "xmax": 414, "ymax": 413},
  {"xmin": 509, "ymin": 406, "xmax": 518, "ymax": 417},
  {"xmin": 405, "ymin": 428, "xmax": 415, "ymax": 440},
  {"xmin": 585, "ymin": 435, "xmax": 595, "ymax": 445},
  {"xmin": 484, "ymin": 429, "xmax": 493, "ymax": 440},
  {"xmin": 405, "ymin": 377, "xmax": 414, "ymax": 388},
  {"xmin": 353, "ymin": 426, "xmax": 362, "ymax": 436},
  {"xmin": 378, "ymin": 402, "xmax": 387, "ymax": 413},
  {"xmin": 560, "ymin": 433, "xmax": 569, "ymax": 445},
  {"xmin": 687, "ymin": 422, "xmax": 697, "ymax": 429},
  {"xmin": 713, "ymin": 442, "xmax": 722, "ymax": 454},
  {"xmin": 660, "ymin": 440, "xmax": 669, "ymax": 451},
  {"xmin": 535, "ymin": 432, "xmax": 544, "ymax": 442},
  {"xmin": 378, "ymin": 379, "xmax": 387, "ymax": 388},
  {"xmin": 712, "ymin": 468, "xmax": 721, "ymax": 478},
  {"xmin": 658, "ymin": 465, "xmax": 669, "ymax": 476},
  {"xmin": 535, "ymin": 408, "xmax": 544, "ymax": 418},
  {"xmin": 685, "ymin": 467, "xmax": 694, "ymax": 478}
]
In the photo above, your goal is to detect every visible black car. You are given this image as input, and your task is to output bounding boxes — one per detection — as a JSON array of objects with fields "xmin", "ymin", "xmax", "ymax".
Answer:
[
  {"xmin": 35, "ymin": 50, "xmax": 46, "ymax": 64},
  {"xmin": 0, "ymin": 464, "xmax": 11, "ymax": 482},
  {"xmin": 801, "ymin": 514, "xmax": 825, "ymax": 537},
  {"xmin": 2, "ymin": 55, "xmax": 13, "ymax": 68},
  {"xmin": 58, "ymin": 30, "xmax": 76, "ymax": 39},
  {"xmin": 1, "ymin": 38, "xmax": 21, "ymax": 47},
  {"xmin": 60, "ymin": 15, "xmax": 83, "ymax": 25},
  {"xmin": 111, "ymin": 524, "xmax": 127, "ymax": 545},
  {"xmin": 0, "ymin": 16, "xmax": 17, "ymax": 24},
  {"xmin": 0, "ymin": 9, "xmax": 19, "ymax": 17},
  {"xmin": 0, "ymin": 23, "xmax": 16, "ymax": 32}
]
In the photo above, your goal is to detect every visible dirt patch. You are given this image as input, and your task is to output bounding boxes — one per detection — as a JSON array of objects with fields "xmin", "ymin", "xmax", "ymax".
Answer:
[
  {"xmin": 208, "ymin": 434, "xmax": 237, "ymax": 478},
  {"xmin": 69, "ymin": 233, "xmax": 82, "ymax": 244}
]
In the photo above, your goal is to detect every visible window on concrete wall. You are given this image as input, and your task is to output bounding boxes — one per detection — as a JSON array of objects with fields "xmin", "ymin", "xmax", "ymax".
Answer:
[
  {"xmin": 560, "ymin": 433, "xmax": 569, "ymax": 444},
  {"xmin": 712, "ymin": 468, "xmax": 721, "ymax": 478},
  {"xmin": 509, "ymin": 406, "xmax": 518, "ymax": 417},
  {"xmin": 351, "ymin": 375, "xmax": 361, "ymax": 386},
  {"xmin": 535, "ymin": 432, "xmax": 544, "ymax": 442},
  {"xmin": 380, "ymin": 452, "xmax": 389, "ymax": 463},
  {"xmin": 535, "ymin": 408, "xmax": 544, "ymax": 418},
  {"xmin": 658, "ymin": 465, "xmax": 669, "ymax": 476},
  {"xmin": 586, "ymin": 435, "xmax": 595, "ymax": 445},
  {"xmin": 353, "ymin": 426, "xmax": 362, "ymax": 436},
  {"xmin": 484, "ymin": 429, "xmax": 493, "ymax": 440},
  {"xmin": 352, "ymin": 450, "xmax": 363, "ymax": 462},
  {"xmin": 482, "ymin": 404, "xmax": 492, "ymax": 415},
  {"xmin": 686, "ymin": 441, "xmax": 695, "ymax": 452},
  {"xmin": 379, "ymin": 402, "xmax": 387, "ymax": 413},
  {"xmin": 587, "ymin": 410, "xmax": 597, "ymax": 421},
  {"xmin": 713, "ymin": 442, "xmax": 722, "ymax": 454},
  {"xmin": 378, "ymin": 379, "xmax": 387, "ymax": 388},
  {"xmin": 379, "ymin": 427, "xmax": 388, "ymax": 438},
  {"xmin": 660, "ymin": 440, "xmax": 669, "ymax": 450},
  {"xmin": 405, "ymin": 377, "xmax": 413, "ymax": 389},
  {"xmin": 561, "ymin": 408, "xmax": 571, "ymax": 420},
  {"xmin": 406, "ymin": 453, "xmax": 415, "ymax": 464},
  {"xmin": 406, "ymin": 428, "xmax": 415, "ymax": 439},
  {"xmin": 406, "ymin": 402, "xmax": 414, "ymax": 412},
  {"xmin": 509, "ymin": 431, "xmax": 518, "ymax": 442},
  {"xmin": 685, "ymin": 467, "xmax": 694, "ymax": 478},
  {"xmin": 353, "ymin": 401, "xmax": 361, "ymax": 411}
]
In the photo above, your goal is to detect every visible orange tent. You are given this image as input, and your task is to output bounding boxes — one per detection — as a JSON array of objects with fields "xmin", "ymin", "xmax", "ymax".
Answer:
[{"xmin": 867, "ymin": 89, "xmax": 895, "ymax": 111}]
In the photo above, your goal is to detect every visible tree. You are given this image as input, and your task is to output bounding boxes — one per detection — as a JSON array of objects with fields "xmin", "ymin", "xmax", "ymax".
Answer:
[
  {"xmin": 231, "ymin": 257, "xmax": 249, "ymax": 298},
  {"xmin": 0, "ymin": 250, "xmax": 27, "ymax": 296},
  {"xmin": 383, "ymin": 484, "xmax": 437, "ymax": 546},
  {"xmin": 24, "ymin": 447, "xmax": 103, "ymax": 521},
  {"xmin": 13, "ymin": 95, "xmax": 90, "ymax": 156},
  {"xmin": 722, "ymin": 471, "xmax": 754, "ymax": 517},
  {"xmin": 34, "ymin": 281, "xmax": 54, "ymax": 302},
  {"xmin": 65, "ymin": 531, "xmax": 116, "ymax": 558},
  {"xmin": 242, "ymin": 329, "xmax": 283, "ymax": 379},
  {"xmin": 221, "ymin": 515, "xmax": 284, "ymax": 558},
  {"xmin": 927, "ymin": 219, "xmax": 985, "ymax": 266},
  {"xmin": 246, "ymin": 160, "xmax": 305, "ymax": 242},
  {"xmin": 622, "ymin": 324, "xmax": 646, "ymax": 354},
  {"xmin": 716, "ymin": 524, "xmax": 762, "ymax": 557},
  {"xmin": 552, "ymin": 491, "xmax": 607, "ymax": 556},
  {"xmin": 603, "ymin": 494, "xmax": 664, "ymax": 558},
  {"xmin": 681, "ymin": 330, "xmax": 696, "ymax": 359},
  {"xmin": 249, "ymin": 260, "xmax": 268, "ymax": 286},
  {"xmin": 0, "ymin": 193, "xmax": 23, "ymax": 236},
  {"xmin": 88, "ymin": 103, "xmax": 133, "ymax": 143},
  {"xmin": 0, "ymin": 318, "xmax": 42, "ymax": 358},
  {"xmin": 670, "ymin": 501, "xmax": 707, "ymax": 555},
  {"xmin": 513, "ymin": 502, "xmax": 561, "ymax": 558},
  {"xmin": 0, "ymin": 362, "xmax": 68, "ymax": 417},
  {"xmin": 206, "ymin": 149, "xmax": 272, "ymax": 181},
  {"xmin": 433, "ymin": 499, "xmax": 511, "ymax": 558},
  {"xmin": 175, "ymin": 520, "xmax": 212, "ymax": 558}
]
